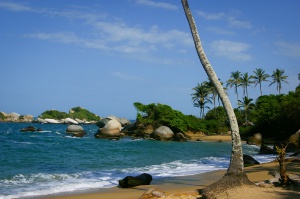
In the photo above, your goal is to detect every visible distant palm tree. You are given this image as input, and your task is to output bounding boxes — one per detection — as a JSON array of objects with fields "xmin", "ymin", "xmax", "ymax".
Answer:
[
  {"xmin": 238, "ymin": 96, "xmax": 255, "ymax": 125},
  {"xmin": 251, "ymin": 68, "xmax": 269, "ymax": 96},
  {"xmin": 191, "ymin": 82, "xmax": 212, "ymax": 118},
  {"xmin": 206, "ymin": 79, "xmax": 218, "ymax": 109},
  {"xmin": 240, "ymin": 72, "xmax": 253, "ymax": 98},
  {"xmin": 226, "ymin": 71, "xmax": 241, "ymax": 103},
  {"xmin": 269, "ymin": 69, "xmax": 289, "ymax": 94}
]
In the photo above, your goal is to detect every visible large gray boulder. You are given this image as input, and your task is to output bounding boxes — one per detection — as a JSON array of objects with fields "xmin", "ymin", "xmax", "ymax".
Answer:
[
  {"xmin": 95, "ymin": 118, "xmax": 122, "ymax": 138},
  {"xmin": 63, "ymin": 118, "xmax": 79, "ymax": 124},
  {"xmin": 66, "ymin": 125, "xmax": 86, "ymax": 137},
  {"xmin": 151, "ymin": 126, "xmax": 174, "ymax": 141}
]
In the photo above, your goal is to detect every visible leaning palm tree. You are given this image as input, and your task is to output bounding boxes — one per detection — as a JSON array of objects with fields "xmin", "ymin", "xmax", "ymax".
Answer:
[
  {"xmin": 191, "ymin": 82, "xmax": 212, "ymax": 118},
  {"xmin": 238, "ymin": 96, "xmax": 255, "ymax": 125},
  {"xmin": 269, "ymin": 68, "xmax": 288, "ymax": 94},
  {"xmin": 251, "ymin": 68, "xmax": 269, "ymax": 96},
  {"xmin": 240, "ymin": 72, "xmax": 253, "ymax": 98},
  {"xmin": 181, "ymin": 0, "xmax": 253, "ymax": 198},
  {"xmin": 226, "ymin": 71, "xmax": 241, "ymax": 103}
]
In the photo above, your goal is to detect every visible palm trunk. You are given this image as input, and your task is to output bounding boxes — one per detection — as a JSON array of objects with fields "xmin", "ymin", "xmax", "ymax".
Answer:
[{"xmin": 181, "ymin": 1, "xmax": 253, "ymax": 197}]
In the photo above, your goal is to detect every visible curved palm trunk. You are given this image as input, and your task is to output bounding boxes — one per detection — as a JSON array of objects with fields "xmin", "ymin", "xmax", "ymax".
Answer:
[{"xmin": 181, "ymin": 0, "xmax": 243, "ymax": 175}]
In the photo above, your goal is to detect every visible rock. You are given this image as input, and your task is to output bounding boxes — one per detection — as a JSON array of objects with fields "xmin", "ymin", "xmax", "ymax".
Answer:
[
  {"xmin": 289, "ymin": 129, "xmax": 300, "ymax": 148},
  {"xmin": 72, "ymin": 132, "xmax": 86, "ymax": 138},
  {"xmin": 118, "ymin": 173, "xmax": 152, "ymax": 188},
  {"xmin": 151, "ymin": 126, "xmax": 174, "ymax": 141},
  {"xmin": 140, "ymin": 188, "xmax": 166, "ymax": 199},
  {"xmin": 66, "ymin": 125, "xmax": 85, "ymax": 133},
  {"xmin": 96, "ymin": 117, "xmax": 112, "ymax": 128},
  {"xmin": 44, "ymin": 118, "xmax": 60, "ymax": 124},
  {"xmin": 63, "ymin": 118, "xmax": 79, "ymax": 124},
  {"xmin": 247, "ymin": 133, "xmax": 262, "ymax": 146},
  {"xmin": 20, "ymin": 126, "xmax": 42, "ymax": 132},
  {"xmin": 243, "ymin": 154, "xmax": 260, "ymax": 167},
  {"xmin": 95, "ymin": 119, "xmax": 122, "ymax": 138},
  {"xmin": 174, "ymin": 133, "xmax": 188, "ymax": 142},
  {"xmin": 118, "ymin": 118, "xmax": 131, "ymax": 126},
  {"xmin": 259, "ymin": 143, "xmax": 277, "ymax": 154}
]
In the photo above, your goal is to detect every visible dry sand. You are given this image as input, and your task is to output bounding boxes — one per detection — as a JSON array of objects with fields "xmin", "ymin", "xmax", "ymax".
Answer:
[{"xmin": 41, "ymin": 135, "xmax": 300, "ymax": 199}]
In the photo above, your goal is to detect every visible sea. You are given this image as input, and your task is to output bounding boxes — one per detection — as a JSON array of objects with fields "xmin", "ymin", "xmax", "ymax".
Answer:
[{"xmin": 0, "ymin": 122, "xmax": 277, "ymax": 199}]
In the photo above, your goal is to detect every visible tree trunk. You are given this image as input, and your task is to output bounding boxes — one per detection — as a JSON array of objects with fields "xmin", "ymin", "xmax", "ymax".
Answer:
[{"xmin": 181, "ymin": 0, "xmax": 253, "ymax": 197}]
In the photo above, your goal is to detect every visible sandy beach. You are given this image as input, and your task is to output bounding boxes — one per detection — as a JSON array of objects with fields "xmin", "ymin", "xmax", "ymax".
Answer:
[{"xmin": 41, "ymin": 135, "xmax": 300, "ymax": 199}]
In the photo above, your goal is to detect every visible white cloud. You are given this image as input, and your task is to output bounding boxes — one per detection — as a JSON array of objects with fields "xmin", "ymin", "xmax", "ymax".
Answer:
[
  {"xmin": 197, "ymin": 11, "xmax": 225, "ymax": 20},
  {"xmin": 211, "ymin": 40, "xmax": 252, "ymax": 61},
  {"xmin": 135, "ymin": 0, "xmax": 178, "ymax": 10},
  {"xmin": 0, "ymin": 2, "xmax": 31, "ymax": 11},
  {"xmin": 197, "ymin": 10, "xmax": 252, "ymax": 30},
  {"xmin": 112, "ymin": 72, "xmax": 145, "ymax": 81},
  {"xmin": 206, "ymin": 27, "xmax": 234, "ymax": 35},
  {"xmin": 274, "ymin": 41, "xmax": 300, "ymax": 58}
]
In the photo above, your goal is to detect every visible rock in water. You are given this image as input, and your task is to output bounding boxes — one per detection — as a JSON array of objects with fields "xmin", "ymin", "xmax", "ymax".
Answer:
[
  {"xmin": 151, "ymin": 126, "xmax": 174, "ymax": 141},
  {"xmin": 95, "ymin": 119, "xmax": 122, "ymax": 138},
  {"xmin": 118, "ymin": 173, "xmax": 152, "ymax": 188}
]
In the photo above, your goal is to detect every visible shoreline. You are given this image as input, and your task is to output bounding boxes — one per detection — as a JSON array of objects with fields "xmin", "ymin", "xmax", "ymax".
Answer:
[{"xmin": 40, "ymin": 158, "xmax": 300, "ymax": 199}]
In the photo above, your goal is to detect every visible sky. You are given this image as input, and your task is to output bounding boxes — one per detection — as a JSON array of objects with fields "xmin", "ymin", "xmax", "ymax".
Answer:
[{"xmin": 0, "ymin": 0, "xmax": 299, "ymax": 119}]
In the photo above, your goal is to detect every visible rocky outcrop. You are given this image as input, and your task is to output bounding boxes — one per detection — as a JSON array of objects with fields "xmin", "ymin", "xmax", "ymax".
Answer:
[
  {"xmin": 119, "ymin": 173, "xmax": 152, "ymax": 188},
  {"xmin": 66, "ymin": 125, "xmax": 86, "ymax": 137},
  {"xmin": 259, "ymin": 143, "xmax": 277, "ymax": 154},
  {"xmin": 151, "ymin": 126, "xmax": 174, "ymax": 141},
  {"xmin": 0, "ymin": 112, "xmax": 34, "ymax": 122},
  {"xmin": 63, "ymin": 118, "xmax": 79, "ymax": 124}
]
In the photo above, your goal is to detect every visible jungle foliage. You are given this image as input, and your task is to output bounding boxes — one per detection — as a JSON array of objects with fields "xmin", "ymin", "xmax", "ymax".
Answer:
[{"xmin": 39, "ymin": 107, "xmax": 100, "ymax": 121}]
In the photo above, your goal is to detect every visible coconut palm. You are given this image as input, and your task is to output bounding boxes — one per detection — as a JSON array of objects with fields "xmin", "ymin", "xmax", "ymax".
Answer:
[
  {"xmin": 269, "ymin": 69, "xmax": 288, "ymax": 94},
  {"xmin": 226, "ymin": 71, "xmax": 241, "ymax": 103},
  {"xmin": 251, "ymin": 68, "xmax": 269, "ymax": 96},
  {"xmin": 238, "ymin": 96, "xmax": 255, "ymax": 125},
  {"xmin": 191, "ymin": 82, "xmax": 212, "ymax": 118},
  {"xmin": 240, "ymin": 72, "xmax": 253, "ymax": 98},
  {"xmin": 182, "ymin": 0, "xmax": 252, "ymax": 197},
  {"xmin": 206, "ymin": 79, "xmax": 218, "ymax": 109}
]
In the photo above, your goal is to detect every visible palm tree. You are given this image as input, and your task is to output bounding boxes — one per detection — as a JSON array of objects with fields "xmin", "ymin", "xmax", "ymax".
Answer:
[
  {"xmin": 269, "ymin": 69, "xmax": 288, "ymax": 94},
  {"xmin": 206, "ymin": 79, "xmax": 218, "ymax": 109},
  {"xmin": 191, "ymin": 82, "xmax": 212, "ymax": 118},
  {"xmin": 182, "ymin": 0, "xmax": 252, "ymax": 197},
  {"xmin": 226, "ymin": 71, "xmax": 241, "ymax": 103},
  {"xmin": 251, "ymin": 68, "xmax": 269, "ymax": 96},
  {"xmin": 238, "ymin": 96, "xmax": 255, "ymax": 125},
  {"xmin": 240, "ymin": 72, "xmax": 253, "ymax": 98}
]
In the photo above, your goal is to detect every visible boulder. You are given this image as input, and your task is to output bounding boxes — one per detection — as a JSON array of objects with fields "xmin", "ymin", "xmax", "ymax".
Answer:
[
  {"xmin": 174, "ymin": 133, "xmax": 188, "ymax": 142},
  {"xmin": 20, "ymin": 126, "xmax": 42, "ymax": 132},
  {"xmin": 118, "ymin": 173, "xmax": 152, "ymax": 188},
  {"xmin": 63, "ymin": 118, "xmax": 79, "ymax": 124},
  {"xmin": 66, "ymin": 125, "xmax": 85, "ymax": 134},
  {"xmin": 96, "ymin": 117, "xmax": 113, "ymax": 128},
  {"xmin": 19, "ymin": 114, "xmax": 34, "ymax": 122},
  {"xmin": 44, "ymin": 118, "xmax": 60, "ymax": 124},
  {"xmin": 151, "ymin": 126, "xmax": 174, "ymax": 141},
  {"xmin": 95, "ymin": 119, "xmax": 122, "ymax": 138},
  {"xmin": 259, "ymin": 143, "xmax": 277, "ymax": 154},
  {"xmin": 247, "ymin": 133, "xmax": 262, "ymax": 146},
  {"xmin": 243, "ymin": 154, "xmax": 260, "ymax": 167},
  {"xmin": 289, "ymin": 129, "xmax": 300, "ymax": 148}
]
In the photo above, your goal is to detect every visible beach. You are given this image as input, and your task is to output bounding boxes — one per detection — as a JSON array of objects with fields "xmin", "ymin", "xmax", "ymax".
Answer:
[{"xmin": 43, "ymin": 135, "xmax": 300, "ymax": 199}]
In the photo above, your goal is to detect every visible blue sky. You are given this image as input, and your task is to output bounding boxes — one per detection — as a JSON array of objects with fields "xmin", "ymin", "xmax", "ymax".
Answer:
[{"xmin": 0, "ymin": 0, "xmax": 299, "ymax": 119}]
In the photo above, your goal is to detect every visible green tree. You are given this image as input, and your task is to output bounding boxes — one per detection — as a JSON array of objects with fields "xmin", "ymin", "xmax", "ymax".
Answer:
[
  {"xmin": 191, "ymin": 82, "xmax": 212, "ymax": 118},
  {"xmin": 240, "ymin": 72, "xmax": 253, "ymax": 98},
  {"xmin": 227, "ymin": 71, "xmax": 241, "ymax": 104},
  {"xmin": 181, "ymin": 1, "xmax": 252, "ymax": 197},
  {"xmin": 238, "ymin": 96, "xmax": 255, "ymax": 125},
  {"xmin": 251, "ymin": 68, "xmax": 269, "ymax": 96},
  {"xmin": 269, "ymin": 69, "xmax": 288, "ymax": 94}
]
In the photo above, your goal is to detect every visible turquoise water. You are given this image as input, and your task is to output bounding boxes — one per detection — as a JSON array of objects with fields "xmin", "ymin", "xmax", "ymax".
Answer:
[{"xmin": 0, "ymin": 122, "xmax": 275, "ymax": 198}]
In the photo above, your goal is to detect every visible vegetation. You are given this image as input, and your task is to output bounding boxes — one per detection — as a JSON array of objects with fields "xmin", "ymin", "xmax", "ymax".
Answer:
[
  {"xmin": 0, "ymin": 112, "xmax": 6, "ymax": 120},
  {"xmin": 39, "ymin": 107, "xmax": 100, "ymax": 121}
]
